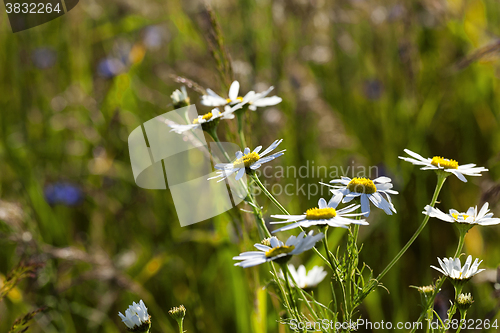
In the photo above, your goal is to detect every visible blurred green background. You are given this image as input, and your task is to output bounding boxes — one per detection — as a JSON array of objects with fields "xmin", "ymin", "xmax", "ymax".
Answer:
[{"xmin": 1, "ymin": 0, "xmax": 500, "ymax": 332}]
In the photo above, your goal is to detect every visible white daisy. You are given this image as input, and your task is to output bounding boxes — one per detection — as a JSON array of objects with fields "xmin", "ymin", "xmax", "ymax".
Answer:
[
  {"xmin": 423, "ymin": 202, "xmax": 500, "ymax": 227},
  {"xmin": 233, "ymin": 231, "xmax": 324, "ymax": 268},
  {"xmin": 431, "ymin": 255, "xmax": 484, "ymax": 281},
  {"xmin": 209, "ymin": 139, "xmax": 285, "ymax": 182},
  {"xmin": 171, "ymin": 86, "xmax": 190, "ymax": 107},
  {"xmin": 323, "ymin": 176, "xmax": 398, "ymax": 217},
  {"xmin": 240, "ymin": 86, "xmax": 282, "ymax": 111},
  {"xmin": 270, "ymin": 198, "xmax": 368, "ymax": 233},
  {"xmin": 118, "ymin": 300, "xmax": 150, "ymax": 330},
  {"xmin": 399, "ymin": 149, "xmax": 488, "ymax": 182},
  {"xmin": 201, "ymin": 81, "xmax": 282, "ymax": 110},
  {"xmin": 168, "ymin": 105, "xmax": 240, "ymax": 134},
  {"xmin": 279, "ymin": 264, "xmax": 328, "ymax": 289},
  {"xmin": 201, "ymin": 80, "xmax": 244, "ymax": 107}
]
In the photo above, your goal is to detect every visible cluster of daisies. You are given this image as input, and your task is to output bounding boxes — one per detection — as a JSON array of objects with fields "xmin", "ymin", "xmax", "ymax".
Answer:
[
  {"xmin": 229, "ymin": 148, "xmax": 497, "ymax": 302},
  {"xmin": 167, "ymin": 80, "xmax": 282, "ymax": 134},
  {"xmin": 119, "ymin": 83, "xmax": 499, "ymax": 332},
  {"xmin": 399, "ymin": 149, "xmax": 498, "ymax": 311}
]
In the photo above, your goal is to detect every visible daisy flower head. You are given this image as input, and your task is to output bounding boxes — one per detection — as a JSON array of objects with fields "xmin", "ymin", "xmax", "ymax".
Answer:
[
  {"xmin": 168, "ymin": 104, "xmax": 241, "ymax": 134},
  {"xmin": 240, "ymin": 85, "xmax": 282, "ymax": 111},
  {"xmin": 431, "ymin": 255, "xmax": 484, "ymax": 285},
  {"xmin": 423, "ymin": 202, "xmax": 500, "ymax": 232},
  {"xmin": 324, "ymin": 176, "xmax": 398, "ymax": 217},
  {"xmin": 279, "ymin": 264, "xmax": 328, "ymax": 289},
  {"xmin": 233, "ymin": 231, "xmax": 324, "ymax": 267},
  {"xmin": 201, "ymin": 80, "xmax": 244, "ymax": 107},
  {"xmin": 171, "ymin": 86, "xmax": 190, "ymax": 108},
  {"xmin": 399, "ymin": 149, "xmax": 488, "ymax": 182},
  {"xmin": 118, "ymin": 300, "xmax": 151, "ymax": 332},
  {"xmin": 209, "ymin": 139, "xmax": 285, "ymax": 182},
  {"xmin": 270, "ymin": 198, "xmax": 368, "ymax": 233}
]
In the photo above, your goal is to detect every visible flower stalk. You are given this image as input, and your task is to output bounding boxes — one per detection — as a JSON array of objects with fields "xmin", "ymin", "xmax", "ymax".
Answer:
[{"xmin": 358, "ymin": 173, "xmax": 447, "ymax": 304}]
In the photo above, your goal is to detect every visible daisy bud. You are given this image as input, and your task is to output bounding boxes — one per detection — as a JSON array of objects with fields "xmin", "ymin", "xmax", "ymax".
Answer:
[
  {"xmin": 456, "ymin": 293, "xmax": 474, "ymax": 312},
  {"xmin": 411, "ymin": 284, "xmax": 436, "ymax": 306},
  {"xmin": 168, "ymin": 305, "xmax": 186, "ymax": 324},
  {"xmin": 415, "ymin": 284, "xmax": 435, "ymax": 296}
]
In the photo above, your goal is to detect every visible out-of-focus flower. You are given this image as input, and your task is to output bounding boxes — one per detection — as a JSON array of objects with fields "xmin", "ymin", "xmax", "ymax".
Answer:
[
  {"xmin": 171, "ymin": 86, "xmax": 190, "ymax": 108},
  {"xmin": 323, "ymin": 176, "xmax": 397, "ymax": 217},
  {"xmin": 167, "ymin": 105, "xmax": 240, "ymax": 134},
  {"xmin": 44, "ymin": 182, "xmax": 83, "ymax": 206},
  {"xmin": 271, "ymin": 198, "xmax": 368, "ymax": 233},
  {"xmin": 209, "ymin": 139, "xmax": 285, "ymax": 182},
  {"xmin": 399, "ymin": 149, "xmax": 488, "ymax": 182},
  {"xmin": 31, "ymin": 47, "xmax": 57, "ymax": 69},
  {"xmin": 201, "ymin": 80, "xmax": 282, "ymax": 110},
  {"xmin": 143, "ymin": 25, "xmax": 166, "ymax": 50},
  {"xmin": 118, "ymin": 300, "xmax": 151, "ymax": 332},
  {"xmin": 233, "ymin": 231, "xmax": 324, "ymax": 268},
  {"xmin": 240, "ymin": 86, "xmax": 282, "ymax": 111},
  {"xmin": 97, "ymin": 58, "xmax": 126, "ymax": 78},
  {"xmin": 363, "ymin": 79, "xmax": 384, "ymax": 100},
  {"xmin": 279, "ymin": 264, "xmax": 328, "ymax": 289},
  {"xmin": 201, "ymin": 80, "xmax": 243, "ymax": 107}
]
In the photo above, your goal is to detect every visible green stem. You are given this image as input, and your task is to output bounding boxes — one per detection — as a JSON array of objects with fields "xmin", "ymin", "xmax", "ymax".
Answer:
[
  {"xmin": 250, "ymin": 174, "xmax": 332, "ymax": 268},
  {"xmin": 270, "ymin": 263, "xmax": 296, "ymax": 321},
  {"xmin": 176, "ymin": 319, "xmax": 184, "ymax": 333},
  {"xmin": 288, "ymin": 277, "xmax": 324, "ymax": 325},
  {"xmin": 207, "ymin": 128, "xmax": 232, "ymax": 163},
  {"xmin": 377, "ymin": 173, "xmax": 447, "ymax": 281},
  {"xmin": 282, "ymin": 265, "xmax": 301, "ymax": 322},
  {"xmin": 324, "ymin": 227, "xmax": 348, "ymax": 319},
  {"xmin": 251, "ymin": 174, "xmax": 289, "ymax": 215},
  {"xmin": 411, "ymin": 222, "xmax": 466, "ymax": 333},
  {"xmin": 453, "ymin": 228, "xmax": 467, "ymax": 258},
  {"xmin": 456, "ymin": 309, "xmax": 467, "ymax": 333},
  {"xmin": 359, "ymin": 173, "xmax": 447, "ymax": 303},
  {"xmin": 249, "ymin": 195, "xmax": 271, "ymax": 239},
  {"xmin": 444, "ymin": 285, "xmax": 463, "ymax": 331},
  {"xmin": 346, "ymin": 217, "xmax": 360, "ymax": 321},
  {"xmin": 236, "ymin": 110, "xmax": 247, "ymax": 148}
]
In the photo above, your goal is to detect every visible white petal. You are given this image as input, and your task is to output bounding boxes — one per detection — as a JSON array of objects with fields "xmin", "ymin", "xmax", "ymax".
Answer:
[
  {"xmin": 229, "ymin": 81, "xmax": 240, "ymax": 101},
  {"xmin": 318, "ymin": 198, "xmax": 327, "ymax": 209}
]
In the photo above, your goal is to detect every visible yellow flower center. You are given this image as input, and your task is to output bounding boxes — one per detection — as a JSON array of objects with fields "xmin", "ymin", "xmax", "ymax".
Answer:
[
  {"xmin": 233, "ymin": 151, "xmax": 260, "ymax": 168},
  {"xmin": 431, "ymin": 156, "xmax": 458, "ymax": 169},
  {"xmin": 305, "ymin": 207, "xmax": 337, "ymax": 220},
  {"xmin": 265, "ymin": 245, "xmax": 295, "ymax": 258},
  {"xmin": 347, "ymin": 177, "xmax": 377, "ymax": 194},
  {"xmin": 451, "ymin": 213, "xmax": 470, "ymax": 220},
  {"xmin": 226, "ymin": 97, "xmax": 244, "ymax": 103},
  {"xmin": 192, "ymin": 112, "xmax": 213, "ymax": 124}
]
